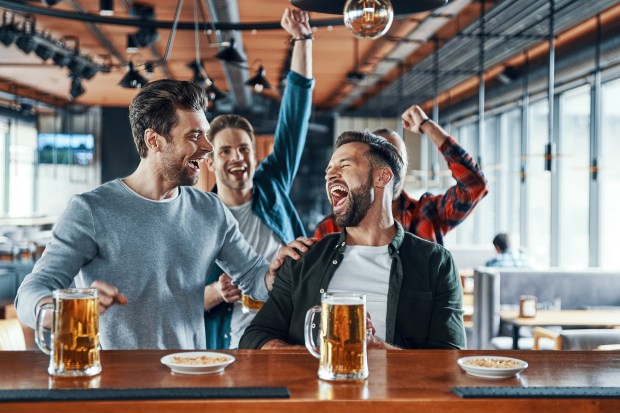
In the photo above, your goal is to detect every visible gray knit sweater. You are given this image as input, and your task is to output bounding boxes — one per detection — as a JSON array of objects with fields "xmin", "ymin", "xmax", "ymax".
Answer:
[{"xmin": 16, "ymin": 179, "xmax": 269, "ymax": 349}]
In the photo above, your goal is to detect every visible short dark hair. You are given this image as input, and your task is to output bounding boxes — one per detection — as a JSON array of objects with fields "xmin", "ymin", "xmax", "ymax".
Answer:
[
  {"xmin": 129, "ymin": 79, "xmax": 207, "ymax": 158},
  {"xmin": 335, "ymin": 131, "xmax": 403, "ymax": 193},
  {"xmin": 493, "ymin": 233, "xmax": 511, "ymax": 252},
  {"xmin": 207, "ymin": 114, "xmax": 255, "ymax": 146}
]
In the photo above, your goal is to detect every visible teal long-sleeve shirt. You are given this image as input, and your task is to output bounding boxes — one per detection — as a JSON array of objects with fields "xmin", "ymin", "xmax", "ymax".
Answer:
[{"xmin": 205, "ymin": 71, "xmax": 315, "ymax": 350}]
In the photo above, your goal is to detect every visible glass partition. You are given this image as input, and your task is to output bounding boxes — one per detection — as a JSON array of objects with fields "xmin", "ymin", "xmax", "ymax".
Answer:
[
  {"xmin": 527, "ymin": 99, "xmax": 551, "ymax": 267},
  {"xmin": 600, "ymin": 78, "xmax": 620, "ymax": 268},
  {"xmin": 558, "ymin": 86, "xmax": 590, "ymax": 268}
]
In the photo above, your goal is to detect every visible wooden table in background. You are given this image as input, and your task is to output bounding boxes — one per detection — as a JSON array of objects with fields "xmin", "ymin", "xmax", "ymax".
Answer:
[
  {"xmin": 1, "ymin": 350, "xmax": 619, "ymax": 413},
  {"xmin": 500, "ymin": 310, "xmax": 620, "ymax": 349}
]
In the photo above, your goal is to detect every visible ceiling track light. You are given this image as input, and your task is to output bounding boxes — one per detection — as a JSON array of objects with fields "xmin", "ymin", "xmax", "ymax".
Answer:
[
  {"xmin": 34, "ymin": 42, "xmax": 53, "ymax": 61},
  {"xmin": 215, "ymin": 37, "xmax": 246, "ymax": 64},
  {"xmin": 0, "ymin": 11, "xmax": 19, "ymax": 46},
  {"xmin": 126, "ymin": 34, "xmax": 138, "ymax": 53},
  {"xmin": 15, "ymin": 17, "xmax": 37, "ymax": 54},
  {"xmin": 119, "ymin": 61, "xmax": 148, "ymax": 89},
  {"xmin": 52, "ymin": 51, "xmax": 71, "ymax": 67},
  {"xmin": 69, "ymin": 75, "xmax": 85, "ymax": 99},
  {"xmin": 188, "ymin": 61, "xmax": 211, "ymax": 89},
  {"xmin": 99, "ymin": 0, "xmax": 114, "ymax": 17},
  {"xmin": 206, "ymin": 82, "xmax": 227, "ymax": 102},
  {"xmin": 244, "ymin": 65, "xmax": 271, "ymax": 93},
  {"xmin": 130, "ymin": 3, "xmax": 159, "ymax": 48},
  {"xmin": 144, "ymin": 62, "xmax": 154, "ymax": 77}
]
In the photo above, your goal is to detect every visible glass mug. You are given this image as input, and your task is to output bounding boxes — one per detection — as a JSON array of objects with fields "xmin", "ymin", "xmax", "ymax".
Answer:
[
  {"xmin": 240, "ymin": 293, "xmax": 264, "ymax": 314},
  {"xmin": 304, "ymin": 292, "xmax": 368, "ymax": 381},
  {"xmin": 35, "ymin": 288, "xmax": 102, "ymax": 377}
]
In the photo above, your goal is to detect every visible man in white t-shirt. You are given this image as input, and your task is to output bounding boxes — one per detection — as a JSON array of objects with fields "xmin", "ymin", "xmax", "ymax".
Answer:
[
  {"xmin": 203, "ymin": 8, "xmax": 314, "ymax": 349},
  {"xmin": 240, "ymin": 114, "xmax": 466, "ymax": 350}
]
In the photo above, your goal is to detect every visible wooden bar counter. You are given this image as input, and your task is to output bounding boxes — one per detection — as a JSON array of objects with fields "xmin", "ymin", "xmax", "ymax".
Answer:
[{"xmin": 1, "ymin": 349, "xmax": 619, "ymax": 412}]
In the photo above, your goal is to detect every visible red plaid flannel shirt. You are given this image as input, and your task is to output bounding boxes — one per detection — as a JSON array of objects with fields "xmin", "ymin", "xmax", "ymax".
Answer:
[{"xmin": 314, "ymin": 136, "xmax": 488, "ymax": 245}]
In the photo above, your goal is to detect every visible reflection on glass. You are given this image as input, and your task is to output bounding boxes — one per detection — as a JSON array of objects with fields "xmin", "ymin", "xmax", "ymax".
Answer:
[
  {"xmin": 527, "ymin": 100, "xmax": 551, "ymax": 267},
  {"xmin": 501, "ymin": 109, "xmax": 522, "ymax": 241},
  {"xmin": 318, "ymin": 380, "xmax": 369, "ymax": 400},
  {"xmin": 600, "ymin": 78, "xmax": 620, "ymax": 268},
  {"xmin": 558, "ymin": 85, "xmax": 590, "ymax": 268},
  {"xmin": 477, "ymin": 117, "xmax": 499, "ymax": 244},
  {"xmin": 48, "ymin": 375, "xmax": 101, "ymax": 389}
]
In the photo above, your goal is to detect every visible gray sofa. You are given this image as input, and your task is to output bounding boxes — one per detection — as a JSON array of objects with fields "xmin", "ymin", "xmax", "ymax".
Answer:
[{"xmin": 472, "ymin": 268, "xmax": 620, "ymax": 350}]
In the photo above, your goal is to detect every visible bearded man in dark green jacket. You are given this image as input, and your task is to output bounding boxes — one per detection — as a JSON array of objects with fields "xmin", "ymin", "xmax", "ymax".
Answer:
[{"xmin": 240, "ymin": 126, "xmax": 466, "ymax": 350}]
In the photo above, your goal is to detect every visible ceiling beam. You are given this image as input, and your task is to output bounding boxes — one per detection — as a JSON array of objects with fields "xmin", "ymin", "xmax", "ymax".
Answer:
[{"xmin": 0, "ymin": 77, "xmax": 69, "ymax": 109}]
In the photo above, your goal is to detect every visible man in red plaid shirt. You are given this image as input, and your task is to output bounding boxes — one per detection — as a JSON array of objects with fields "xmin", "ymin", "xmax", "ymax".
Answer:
[{"xmin": 314, "ymin": 104, "xmax": 488, "ymax": 245}]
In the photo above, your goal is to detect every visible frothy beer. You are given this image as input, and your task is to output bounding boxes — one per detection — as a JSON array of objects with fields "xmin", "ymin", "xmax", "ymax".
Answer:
[
  {"xmin": 318, "ymin": 297, "xmax": 366, "ymax": 378},
  {"xmin": 241, "ymin": 293, "xmax": 264, "ymax": 313},
  {"xmin": 52, "ymin": 293, "xmax": 100, "ymax": 373}
]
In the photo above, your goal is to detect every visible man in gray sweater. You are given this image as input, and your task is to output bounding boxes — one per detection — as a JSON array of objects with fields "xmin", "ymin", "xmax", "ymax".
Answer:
[{"xmin": 16, "ymin": 79, "xmax": 295, "ymax": 350}]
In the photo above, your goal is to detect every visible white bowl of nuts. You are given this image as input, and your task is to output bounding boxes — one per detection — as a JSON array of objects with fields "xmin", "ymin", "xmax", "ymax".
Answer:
[
  {"xmin": 161, "ymin": 351, "xmax": 235, "ymax": 375},
  {"xmin": 457, "ymin": 356, "xmax": 528, "ymax": 379}
]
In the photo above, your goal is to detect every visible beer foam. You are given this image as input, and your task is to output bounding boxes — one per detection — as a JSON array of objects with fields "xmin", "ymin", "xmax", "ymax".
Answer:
[
  {"xmin": 59, "ymin": 293, "xmax": 96, "ymax": 299},
  {"xmin": 323, "ymin": 296, "xmax": 365, "ymax": 305}
]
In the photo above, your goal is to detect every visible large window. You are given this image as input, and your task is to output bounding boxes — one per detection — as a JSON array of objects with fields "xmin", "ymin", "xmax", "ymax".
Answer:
[
  {"xmin": 600, "ymin": 78, "xmax": 620, "ymax": 268},
  {"xmin": 499, "ymin": 109, "xmax": 522, "ymax": 242},
  {"xmin": 558, "ymin": 86, "xmax": 590, "ymax": 268},
  {"xmin": 476, "ymin": 117, "xmax": 499, "ymax": 244},
  {"xmin": 9, "ymin": 120, "xmax": 37, "ymax": 216},
  {"xmin": 527, "ymin": 100, "xmax": 551, "ymax": 267},
  {"xmin": 0, "ymin": 116, "xmax": 37, "ymax": 216}
]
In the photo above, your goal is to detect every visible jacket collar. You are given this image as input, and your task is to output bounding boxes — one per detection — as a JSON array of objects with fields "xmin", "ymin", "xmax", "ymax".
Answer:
[{"xmin": 335, "ymin": 221, "xmax": 404, "ymax": 255}]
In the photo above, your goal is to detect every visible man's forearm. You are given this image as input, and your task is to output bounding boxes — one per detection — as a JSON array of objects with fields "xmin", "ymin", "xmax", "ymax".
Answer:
[
  {"xmin": 420, "ymin": 119, "xmax": 450, "ymax": 148},
  {"xmin": 290, "ymin": 40, "xmax": 312, "ymax": 79},
  {"xmin": 261, "ymin": 339, "xmax": 305, "ymax": 350},
  {"xmin": 204, "ymin": 283, "xmax": 224, "ymax": 311}
]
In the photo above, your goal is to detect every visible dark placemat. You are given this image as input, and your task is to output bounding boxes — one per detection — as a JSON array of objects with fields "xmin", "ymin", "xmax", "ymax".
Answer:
[
  {"xmin": 452, "ymin": 386, "xmax": 620, "ymax": 398},
  {"xmin": 0, "ymin": 387, "xmax": 290, "ymax": 402}
]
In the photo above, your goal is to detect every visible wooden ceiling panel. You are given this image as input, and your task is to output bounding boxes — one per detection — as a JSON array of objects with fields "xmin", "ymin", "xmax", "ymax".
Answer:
[{"xmin": 0, "ymin": 0, "xmax": 479, "ymax": 111}]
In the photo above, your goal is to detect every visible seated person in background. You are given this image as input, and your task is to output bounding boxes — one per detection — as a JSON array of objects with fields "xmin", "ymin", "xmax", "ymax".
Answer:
[
  {"xmin": 485, "ymin": 233, "xmax": 530, "ymax": 268},
  {"xmin": 203, "ymin": 8, "xmax": 314, "ymax": 350},
  {"xmin": 240, "ymin": 128, "xmax": 466, "ymax": 351},
  {"xmin": 314, "ymin": 104, "xmax": 488, "ymax": 246},
  {"xmin": 14, "ymin": 78, "xmax": 300, "ymax": 350}
]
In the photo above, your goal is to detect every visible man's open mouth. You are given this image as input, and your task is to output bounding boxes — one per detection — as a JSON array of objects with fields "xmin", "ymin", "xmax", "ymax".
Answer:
[
  {"xmin": 329, "ymin": 184, "xmax": 349, "ymax": 209},
  {"xmin": 188, "ymin": 157, "xmax": 205, "ymax": 170},
  {"xmin": 228, "ymin": 164, "xmax": 248, "ymax": 179}
]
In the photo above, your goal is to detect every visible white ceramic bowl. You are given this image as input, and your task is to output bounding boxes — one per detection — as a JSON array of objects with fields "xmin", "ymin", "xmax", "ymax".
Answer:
[
  {"xmin": 161, "ymin": 351, "xmax": 235, "ymax": 375},
  {"xmin": 457, "ymin": 356, "xmax": 528, "ymax": 379}
]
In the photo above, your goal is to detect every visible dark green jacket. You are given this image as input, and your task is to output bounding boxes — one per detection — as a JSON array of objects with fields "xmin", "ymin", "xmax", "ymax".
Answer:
[{"xmin": 239, "ymin": 222, "xmax": 466, "ymax": 350}]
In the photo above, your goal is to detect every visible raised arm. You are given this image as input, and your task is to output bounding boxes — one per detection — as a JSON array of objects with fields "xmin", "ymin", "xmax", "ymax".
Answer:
[
  {"xmin": 282, "ymin": 8, "xmax": 313, "ymax": 79},
  {"xmin": 401, "ymin": 104, "xmax": 489, "ymax": 236},
  {"xmin": 257, "ymin": 8, "xmax": 314, "ymax": 190}
]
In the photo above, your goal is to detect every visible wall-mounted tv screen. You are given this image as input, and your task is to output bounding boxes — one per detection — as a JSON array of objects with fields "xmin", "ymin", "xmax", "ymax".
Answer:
[{"xmin": 38, "ymin": 133, "xmax": 94, "ymax": 165}]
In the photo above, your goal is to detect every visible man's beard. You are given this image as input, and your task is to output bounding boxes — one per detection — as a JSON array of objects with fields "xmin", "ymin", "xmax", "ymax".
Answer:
[
  {"xmin": 333, "ymin": 172, "xmax": 374, "ymax": 228},
  {"xmin": 160, "ymin": 146, "xmax": 198, "ymax": 187}
]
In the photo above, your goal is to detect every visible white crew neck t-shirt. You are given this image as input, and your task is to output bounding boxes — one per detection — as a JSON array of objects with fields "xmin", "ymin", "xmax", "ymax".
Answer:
[{"xmin": 327, "ymin": 244, "xmax": 391, "ymax": 340}]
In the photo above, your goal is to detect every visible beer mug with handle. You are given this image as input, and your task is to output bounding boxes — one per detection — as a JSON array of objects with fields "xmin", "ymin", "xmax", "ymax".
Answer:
[
  {"xmin": 35, "ymin": 288, "xmax": 101, "ymax": 377},
  {"xmin": 304, "ymin": 292, "xmax": 368, "ymax": 381}
]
